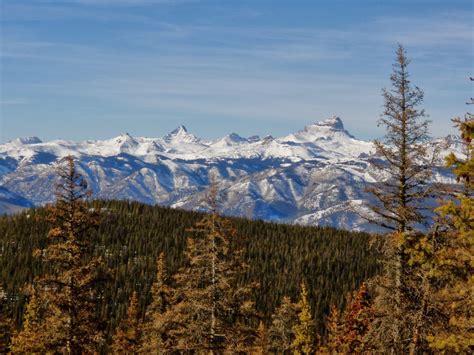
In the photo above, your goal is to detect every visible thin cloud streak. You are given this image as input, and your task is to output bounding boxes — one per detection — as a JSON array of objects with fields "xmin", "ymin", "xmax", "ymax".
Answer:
[{"xmin": 2, "ymin": 3, "xmax": 471, "ymax": 142}]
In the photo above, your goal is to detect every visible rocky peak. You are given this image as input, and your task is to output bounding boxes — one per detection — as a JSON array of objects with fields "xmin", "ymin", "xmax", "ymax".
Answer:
[{"xmin": 11, "ymin": 136, "xmax": 43, "ymax": 145}]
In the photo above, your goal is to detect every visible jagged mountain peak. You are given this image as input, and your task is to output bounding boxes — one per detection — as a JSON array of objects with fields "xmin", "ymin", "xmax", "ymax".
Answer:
[
  {"xmin": 280, "ymin": 116, "xmax": 355, "ymax": 144},
  {"xmin": 169, "ymin": 125, "xmax": 188, "ymax": 135},
  {"xmin": 10, "ymin": 136, "xmax": 43, "ymax": 145},
  {"xmin": 111, "ymin": 133, "xmax": 138, "ymax": 146},
  {"xmin": 164, "ymin": 125, "xmax": 201, "ymax": 144},
  {"xmin": 311, "ymin": 116, "xmax": 344, "ymax": 130},
  {"xmin": 117, "ymin": 132, "xmax": 134, "ymax": 139},
  {"xmin": 0, "ymin": 118, "xmax": 459, "ymax": 230},
  {"xmin": 303, "ymin": 116, "xmax": 351, "ymax": 137},
  {"xmin": 225, "ymin": 133, "xmax": 247, "ymax": 144}
]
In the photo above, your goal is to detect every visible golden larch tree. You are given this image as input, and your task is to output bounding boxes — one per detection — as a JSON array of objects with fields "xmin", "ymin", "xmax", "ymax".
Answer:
[
  {"xmin": 112, "ymin": 291, "xmax": 142, "ymax": 353},
  {"xmin": 292, "ymin": 281, "xmax": 315, "ymax": 354},
  {"xmin": 267, "ymin": 296, "xmax": 298, "ymax": 353}
]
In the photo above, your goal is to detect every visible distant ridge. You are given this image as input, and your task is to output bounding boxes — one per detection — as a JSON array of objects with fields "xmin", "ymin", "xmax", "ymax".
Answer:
[{"xmin": 0, "ymin": 117, "xmax": 460, "ymax": 231}]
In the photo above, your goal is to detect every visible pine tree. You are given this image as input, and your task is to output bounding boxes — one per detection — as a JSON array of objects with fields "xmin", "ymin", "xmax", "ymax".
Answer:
[
  {"xmin": 292, "ymin": 281, "xmax": 315, "ymax": 354},
  {"xmin": 367, "ymin": 79, "xmax": 474, "ymax": 353},
  {"xmin": 361, "ymin": 44, "xmax": 434, "ymax": 353},
  {"xmin": 112, "ymin": 291, "xmax": 142, "ymax": 353},
  {"xmin": 267, "ymin": 296, "xmax": 298, "ymax": 353},
  {"xmin": 12, "ymin": 156, "xmax": 106, "ymax": 354},
  {"xmin": 164, "ymin": 183, "xmax": 258, "ymax": 352},
  {"xmin": 364, "ymin": 232, "xmax": 413, "ymax": 352},
  {"xmin": 139, "ymin": 252, "xmax": 174, "ymax": 352},
  {"xmin": 366, "ymin": 44, "xmax": 433, "ymax": 232}
]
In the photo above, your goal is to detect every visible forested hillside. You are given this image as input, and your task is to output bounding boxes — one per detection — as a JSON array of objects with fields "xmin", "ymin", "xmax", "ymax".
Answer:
[
  {"xmin": 1, "ymin": 46, "xmax": 471, "ymax": 354},
  {"xmin": 0, "ymin": 199, "xmax": 379, "ymax": 345}
]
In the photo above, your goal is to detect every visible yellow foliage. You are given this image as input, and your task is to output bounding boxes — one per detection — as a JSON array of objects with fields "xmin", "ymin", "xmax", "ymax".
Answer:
[{"xmin": 292, "ymin": 281, "xmax": 315, "ymax": 354}]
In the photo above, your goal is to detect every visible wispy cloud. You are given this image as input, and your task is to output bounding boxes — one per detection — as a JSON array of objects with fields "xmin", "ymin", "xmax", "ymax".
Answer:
[
  {"xmin": 1, "ymin": 3, "xmax": 155, "ymax": 22},
  {"xmin": 33, "ymin": 0, "xmax": 195, "ymax": 6},
  {"xmin": 1, "ymin": 2, "xmax": 471, "ymax": 141},
  {"xmin": 0, "ymin": 98, "xmax": 29, "ymax": 105},
  {"xmin": 372, "ymin": 12, "xmax": 473, "ymax": 47}
]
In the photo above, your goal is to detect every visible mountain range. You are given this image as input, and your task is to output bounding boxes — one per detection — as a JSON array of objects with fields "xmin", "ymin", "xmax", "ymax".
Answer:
[{"xmin": 0, "ymin": 117, "xmax": 460, "ymax": 232}]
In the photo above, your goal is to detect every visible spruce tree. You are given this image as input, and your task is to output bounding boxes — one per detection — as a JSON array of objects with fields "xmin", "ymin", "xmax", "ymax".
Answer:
[
  {"xmin": 10, "ymin": 285, "xmax": 62, "ymax": 353},
  {"xmin": 363, "ymin": 44, "xmax": 433, "ymax": 353},
  {"xmin": 367, "ymin": 44, "xmax": 433, "ymax": 232},
  {"xmin": 12, "ymin": 156, "xmax": 106, "ymax": 354},
  {"xmin": 367, "ymin": 79, "xmax": 474, "ymax": 353},
  {"xmin": 340, "ymin": 283, "xmax": 374, "ymax": 353}
]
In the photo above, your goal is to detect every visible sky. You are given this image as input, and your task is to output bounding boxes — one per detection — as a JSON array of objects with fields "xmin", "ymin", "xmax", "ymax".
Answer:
[{"xmin": 0, "ymin": 0, "xmax": 473, "ymax": 143}]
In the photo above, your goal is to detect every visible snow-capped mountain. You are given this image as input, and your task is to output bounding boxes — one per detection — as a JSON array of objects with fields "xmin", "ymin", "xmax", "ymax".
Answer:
[
  {"xmin": 0, "ymin": 116, "xmax": 460, "ymax": 231},
  {"xmin": 0, "ymin": 186, "xmax": 35, "ymax": 215}
]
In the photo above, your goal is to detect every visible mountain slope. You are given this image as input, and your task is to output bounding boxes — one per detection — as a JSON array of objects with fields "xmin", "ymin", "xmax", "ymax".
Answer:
[
  {"xmin": 0, "ymin": 117, "xmax": 459, "ymax": 230},
  {"xmin": 0, "ymin": 199, "xmax": 379, "ymax": 332},
  {"xmin": 0, "ymin": 186, "xmax": 35, "ymax": 215}
]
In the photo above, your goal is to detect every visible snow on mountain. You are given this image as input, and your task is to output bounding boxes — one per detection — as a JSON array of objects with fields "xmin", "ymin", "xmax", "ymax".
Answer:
[
  {"xmin": 9, "ymin": 136, "xmax": 43, "ymax": 145},
  {"xmin": 0, "ymin": 117, "xmax": 461, "ymax": 230},
  {"xmin": 0, "ymin": 186, "xmax": 35, "ymax": 215},
  {"xmin": 278, "ymin": 116, "xmax": 373, "ymax": 158},
  {"xmin": 211, "ymin": 133, "xmax": 248, "ymax": 148}
]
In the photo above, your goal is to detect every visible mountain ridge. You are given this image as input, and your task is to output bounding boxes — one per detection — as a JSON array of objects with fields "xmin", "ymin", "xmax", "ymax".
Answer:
[{"xmin": 0, "ymin": 117, "xmax": 460, "ymax": 231}]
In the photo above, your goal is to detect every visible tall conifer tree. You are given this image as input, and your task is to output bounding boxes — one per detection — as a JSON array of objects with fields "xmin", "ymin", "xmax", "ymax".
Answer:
[
  {"xmin": 367, "ymin": 44, "xmax": 433, "ymax": 232},
  {"xmin": 163, "ymin": 182, "xmax": 258, "ymax": 352},
  {"xmin": 426, "ymin": 82, "xmax": 474, "ymax": 352},
  {"xmin": 367, "ymin": 79, "xmax": 474, "ymax": 353},
  {"xmin": 12, "ymin": 156, "xmax": 106, "ymax": 354},
  {"xmin": 112, "ymin": 291, "xmax": 142, "ymax": 353},
  {"xmin": 139, "ymin": 252, "xmax": 175, "ymax": 352},
  {"xmin": 363, "ymin": 45, "xmax": 433, "ymax": 353}
]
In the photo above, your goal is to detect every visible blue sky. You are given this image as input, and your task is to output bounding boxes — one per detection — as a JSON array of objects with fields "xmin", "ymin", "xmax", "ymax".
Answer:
[{"xmin": 1, "ymin": 0, "xmax": 472, "ymax": 143}]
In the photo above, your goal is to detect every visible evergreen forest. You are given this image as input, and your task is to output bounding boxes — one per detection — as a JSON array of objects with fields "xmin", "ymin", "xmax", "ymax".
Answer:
[
  {"xmin": 0, "ymin": 46, "xmax": 472, "ymax": 354},
  {"xmin": 0, "ymin": 198, "xmax": 380, "ymax": 352}
]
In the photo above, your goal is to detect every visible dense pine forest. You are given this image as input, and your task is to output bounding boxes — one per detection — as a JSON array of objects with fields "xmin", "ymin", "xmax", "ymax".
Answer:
[{"xmin": 0, "ymin": 198, "xmax": 379, "ymax": 350}]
